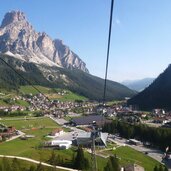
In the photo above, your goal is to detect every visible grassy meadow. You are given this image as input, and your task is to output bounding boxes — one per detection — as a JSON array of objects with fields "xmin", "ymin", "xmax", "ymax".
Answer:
[
  {"xmin": 0, "ymin": 116, "xmax": 162, "ymax": 171},
  {"xmin": 20, "ymin": 85, "xmax": 87, "ymax": 101},
  {"xmin": 100, "ymin": 146, "xmax": 161, "ymax": 171}
]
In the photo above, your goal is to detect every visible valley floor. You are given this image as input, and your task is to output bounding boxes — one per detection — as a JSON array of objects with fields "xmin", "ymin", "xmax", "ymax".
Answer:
[{"xmin": 0, "ymin": 116, "xmax": 163, "ymax": 171}]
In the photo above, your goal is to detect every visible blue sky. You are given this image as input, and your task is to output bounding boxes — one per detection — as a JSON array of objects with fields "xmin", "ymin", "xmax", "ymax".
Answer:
[{"xmin": 1, "ymin": 0, "xmax": 171, "ymax": 82}]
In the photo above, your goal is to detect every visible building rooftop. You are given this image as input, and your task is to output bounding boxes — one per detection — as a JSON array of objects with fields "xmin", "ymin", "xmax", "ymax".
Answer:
[
  {"xmin": 76, "ymin": 131, "xmax": 108, "ymax": 147},
  {"xmin": 71, "ymin": 115, "xmax": 106, "ymax": 126}
]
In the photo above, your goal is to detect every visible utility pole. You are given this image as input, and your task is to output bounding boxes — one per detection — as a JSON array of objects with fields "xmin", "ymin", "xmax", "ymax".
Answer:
[{"xmin": 91, "ymin": 121, "xmax": 98, "ymax": 171}]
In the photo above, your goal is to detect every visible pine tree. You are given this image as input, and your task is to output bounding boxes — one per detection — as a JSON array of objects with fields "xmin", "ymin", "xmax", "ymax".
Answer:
[
  {"xmin": 1, "ymin": 157, "xmax": 12, "ymax": 171},
  {"xmin": 49, "ymin": 166, "xmax": 57, "ymax": 171},
  {"xmin": 36, "ymin": 163, "xmax": 45, "ymax": 171},
  {"xmin": 154, "ymin": 165, "xmax": 158, "ymax": 171},
  {"xmin": 164, "ymin": 166, "xmax": 168, "ymax": 171},
  {"xmin": 11, "ymin": 158, "xmax": 21, "ymax": 171},
  {"xmin": 104, "ymin": 155, "xmax": 120, "ymax": 171},
  {"xmin": 0, "ymin": 163, "xmax": 2, "ymax": 171},
  {"xmin": 159, "ymin": 165, "xmax": 164, "ymax": 171},
  {"xmin": 29, "ymin": 165, "xmax": 36, "ymax": 171},
  {"xmin": 73, "ymin": 147, "xmax": 89, "ymax": 170},
  {"xmin": 49, "ymin": 150, "xmax": 56, "ymax": 165}
]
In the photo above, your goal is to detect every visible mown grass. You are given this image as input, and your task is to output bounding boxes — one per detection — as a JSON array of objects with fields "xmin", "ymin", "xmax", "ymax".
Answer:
[
  {"xmin": 0, "ymin": 117, "xmax": 69, "ymax": 157},
  {"xmin": 0, "ymin": 116, "xmax": 106, "ymax": 170},
  {"xmin": 0, "ymin": 99, "xmax": 8, "ymax": 106},
  {"xmin": 59, "ymin": 90, "xmax": 87, "ymax": 102},
  {"xmin": 0, "ymin": 116, "xmax": 161, "ymax": 171},
  {"xmin": 84, "ymin": 152, "xmax": 107, "ymax": 171},
  {"xmin": 102, "ymin": 146, "xmax": 160, "ymax": 171},
  {"xmin": 15, "ymin": 99, "xmax": 30, "ymax": 107},
  {"xmin": 0, "ymin": 117, "xmax": 69, "ymax": 170},
  {"xmin": 20, "ymin": 85, "xmax": 51, "ymax": 95},
  {"xmin": 0, "ymin": 117, "xmax": 58, "ymax": 130},
  {"xmin": 0, "ymin": 99, "xmax": 29, "ymax": 107},
  {"xmin": 0, "ymin": 129, "xmax": 75, "ymax": 170},
  {"xmin": 106, "ymin": 100, "xmax": 124, "ymax": 106}
]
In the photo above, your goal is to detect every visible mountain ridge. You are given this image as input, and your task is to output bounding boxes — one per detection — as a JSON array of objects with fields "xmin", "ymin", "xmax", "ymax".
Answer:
[
  {"xmin": 0, "ymin": 53, "xmax": 135, "ymax": 101},
  {"xmin": 0, "ymin": 10, "xmax": 89, "ymax": 72},
  {"xmin": 0, "ymin": 10, "xmax": 136, "ymax": 101},
  {"xmin": 122, "ymin": 78, "xmax": 155, "ymax": 92},
  {"xmin": 128, "ymin": 65, "xmax": 171, "ymax": 110}
]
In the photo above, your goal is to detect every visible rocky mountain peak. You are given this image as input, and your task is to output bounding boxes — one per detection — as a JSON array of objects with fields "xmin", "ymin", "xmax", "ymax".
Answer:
[
  {"xmin": 0, "ymin": 11, "xmax": 89, "ymax": 72},
  {"xmin": 1, "ymin": 11, "xmax": 26, "ymax": 28}
]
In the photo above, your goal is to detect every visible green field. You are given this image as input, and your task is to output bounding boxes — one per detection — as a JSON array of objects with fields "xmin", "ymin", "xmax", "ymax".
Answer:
[
  {"xmin": 0, "ymin": 86, "xmax": 87, "ymax": 108},
  {"xmin": 0, "ymin": 117, "xmax": 58, "ymax": 130},
  {"xmin": 0, "ymin": 117, "xmax": 70, "ymax": 169},
  {"xmin": 58, "ymin": 90, "xmax": 87, "ymax": 102},
  {"xmin": 0, "ymin": 117, "xmax": 162, "ymax": 171},
  {"xmin": 0, "ymin": 99, "xmax": 8, "ymax": 106},
  {"xmin": 0, "ymin": 116, "xmax": 106, "ymax": 170},
  {"xmin": 15, "ymin": 99, "xmax": 30, "ymax": 107},
  {"xmin": 107, "ymin": 100, "xmax": 124, "ymax": 106},
  {"xmin": 0, "ymin": 89, "xmax": 29, "ymax": 107},
  {"xmin": 0, "ymin": 99, "xmax": 30, "ymax": 107},
  {"xmin": 101, "ymin": 146, "xmax": 160, "ymax": 171},
  {"xmin": 20, "ymin": 85, "xmax": 51, "ymax": 95},
  {"xmin": 19, "ymin": 85, "xmax": 87, "ymax": 101}
]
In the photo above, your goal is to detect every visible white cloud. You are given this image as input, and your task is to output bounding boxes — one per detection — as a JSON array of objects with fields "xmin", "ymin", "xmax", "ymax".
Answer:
[{"xmin": 115, "ymin": 19, "xmax": 121, "ymax": 25}]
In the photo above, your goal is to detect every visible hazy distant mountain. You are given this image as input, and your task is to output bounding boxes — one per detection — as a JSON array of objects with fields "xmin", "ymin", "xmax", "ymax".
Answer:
[
  {"xmin": 128, "ymin": 65, "xmax": 171, "ymax": 110},
  {"xmin": 122, "ymin": 78, "xmax": 155, "ymax": 92},
  {"xmin": 0, "ymin": 11, "xmax": 89, "ymax": 72}
]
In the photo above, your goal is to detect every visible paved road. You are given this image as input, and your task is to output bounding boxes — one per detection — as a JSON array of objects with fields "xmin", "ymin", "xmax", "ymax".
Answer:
[
  {"xmin": 0, "ymin": 155, "xmax": 79, "ymax": 171},
  {"xmin": 49, "ymin": 116, "xmax": 68, "ymax": 125},
  {"xmin": 6, "ymin": 130, "xmax": 25, "ymax": 142}
]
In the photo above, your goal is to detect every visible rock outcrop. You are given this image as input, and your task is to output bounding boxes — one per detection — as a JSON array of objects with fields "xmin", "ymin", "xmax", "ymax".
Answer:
[{"xmin": 0, "ymin": 11, "xmax": 89, "ymax": 72}]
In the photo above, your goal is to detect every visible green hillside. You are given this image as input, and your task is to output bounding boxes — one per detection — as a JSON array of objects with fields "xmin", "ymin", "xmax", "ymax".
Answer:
[
  {"xmin": 128, "ymin": 64, "xmax": 171, "ymax": 110},
  {"xmin": 0, "ymin": 54, "xmax": 135, "ymax": 101},
  {"xmin": 20, "ymin": 85, "xmax": 87, "ymax": 101}
]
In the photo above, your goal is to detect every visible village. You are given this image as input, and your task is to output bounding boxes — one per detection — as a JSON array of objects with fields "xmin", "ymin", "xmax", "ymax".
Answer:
[
  {"xmin": 0, "ymin": 90, "xmax": 171, "ymax": 170},
  {"xmin": 1, "ymin": 90, "xmax": 171, "ymax": 128}
]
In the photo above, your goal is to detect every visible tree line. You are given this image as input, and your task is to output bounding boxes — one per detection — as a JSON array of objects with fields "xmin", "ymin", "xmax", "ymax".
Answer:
[
  {"xmin": 49, "ymin": 147, "xmax": 121, "ymax": 171},
  {"xmin": 153, "ymin": 165, "xmax": 168, "ymax": 171},
  {"xmin": 103, "ymin": 120, "xmax": 171, "ymax": 150}
]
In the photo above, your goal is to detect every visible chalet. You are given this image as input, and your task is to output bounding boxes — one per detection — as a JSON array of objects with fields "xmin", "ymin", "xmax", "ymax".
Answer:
[
  {"xmin": 50, "ymin": 128, "xmax": 64, "ymax": 137},
  {"xmin": 0, "ymin": 125, "xmax": 16, "ymax": 139}
]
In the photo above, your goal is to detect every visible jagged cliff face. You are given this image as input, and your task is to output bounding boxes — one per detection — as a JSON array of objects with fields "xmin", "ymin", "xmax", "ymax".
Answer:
[{"xmin": 0, "ymin": 11, "xmax": 89, "ymax": 72}]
